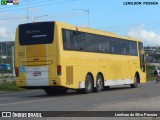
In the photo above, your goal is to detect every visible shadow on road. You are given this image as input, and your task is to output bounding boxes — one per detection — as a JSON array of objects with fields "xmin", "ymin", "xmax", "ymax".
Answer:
[
  {"xmin": 0, "ymin": 85, "xmax": 141, "ymax": 98},
  {"xmin": 26, "ymin": 86, "xmax": 132, "ymax": 98},
  {"xmin": 105, "ymin": 86, "xmax": 131, "ymax": 91}
]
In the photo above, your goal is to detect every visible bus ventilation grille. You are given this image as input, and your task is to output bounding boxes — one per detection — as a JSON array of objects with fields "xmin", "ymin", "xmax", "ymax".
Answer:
[{"xmin": 66, "ymin": 66, "xmax": 73, "ymax": 85}]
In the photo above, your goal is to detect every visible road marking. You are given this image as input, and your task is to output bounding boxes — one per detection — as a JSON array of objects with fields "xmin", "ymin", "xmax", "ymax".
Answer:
[
  {"xmin": 0, "ymin": 90, "xmax": 44, "ymax": 96},
  {"xmin": 0, "ymin": 97, "xmax": 57, "ymax": 106},
  {"xmin": 0, "ymin": 97, "xmax": 10, "ymax": 100}
]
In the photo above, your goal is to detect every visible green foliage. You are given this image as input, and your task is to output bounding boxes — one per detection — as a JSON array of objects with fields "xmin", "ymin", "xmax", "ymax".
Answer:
[
  {"xmin": 146, "ymin": 64, "xmax": 155, "ymax": 81},
  {"xmin": 0, "ymin": 81, "xmax": 24, "ymax": 91},
  {"xmin": 0, "ymin": 70, "xmax": 12, "ymax": 74}
]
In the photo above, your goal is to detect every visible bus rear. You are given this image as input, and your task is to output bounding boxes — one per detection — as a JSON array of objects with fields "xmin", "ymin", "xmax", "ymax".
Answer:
[{"xmin": 15, "ymin": 22, "xmax": 60, "ymax": 90}]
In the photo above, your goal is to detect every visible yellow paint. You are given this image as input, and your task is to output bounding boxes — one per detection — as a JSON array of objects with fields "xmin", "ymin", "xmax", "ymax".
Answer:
[{"xmin": 15, "ymin": 21, "xmax": 146, "ymax": 89}]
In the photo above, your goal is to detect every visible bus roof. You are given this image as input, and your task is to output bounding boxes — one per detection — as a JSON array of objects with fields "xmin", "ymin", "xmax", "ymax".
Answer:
[
  {"xmin": 17, "ymin": 21, "xmax": 142, "ymax": 42},
  {"xmin": 55, "ymin": 21, "xmax": 141, "ymax": 42}
]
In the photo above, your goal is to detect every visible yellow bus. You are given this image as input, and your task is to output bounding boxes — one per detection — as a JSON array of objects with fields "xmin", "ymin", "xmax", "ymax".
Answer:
[{"xmin": 15, "ymin": 21, "xmax": 146, "ymax": 95}]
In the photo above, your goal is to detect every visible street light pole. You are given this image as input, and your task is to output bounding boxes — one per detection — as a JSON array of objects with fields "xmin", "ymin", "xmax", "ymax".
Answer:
[
  {"xmin": 73, "ymin": 8, "xmax": 90, "ymax": 27},
  {"xmin": 34, "ymin": 15, "xmax": 48, "ymax": 22},
  {"xmin": 86, "ymin": 9, "xmax": 90, "ymax": 28},
  {"xmin": 27, "ymin": 16, "xmax": 33, "ymax": 22}
]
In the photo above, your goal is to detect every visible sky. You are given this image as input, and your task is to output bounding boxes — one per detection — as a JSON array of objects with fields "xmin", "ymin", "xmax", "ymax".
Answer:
[{"xmin": 0, "ymin": 0, "xmax": 160, "ymax": 46}]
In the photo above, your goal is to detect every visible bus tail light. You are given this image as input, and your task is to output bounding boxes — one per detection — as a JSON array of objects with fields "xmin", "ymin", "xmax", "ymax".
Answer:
[
  {"xmin": 15, "ymin": 67, "xmax": 19, "ymax": 77},
  {"xmin": 57, "ymin": 65, "xmax": 61, "ymax": 75}
]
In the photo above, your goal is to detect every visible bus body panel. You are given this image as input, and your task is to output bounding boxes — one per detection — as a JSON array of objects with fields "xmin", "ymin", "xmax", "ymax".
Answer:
[
  {"xmin": 15, "ymin": 21, "xmax": 146, "ymax": 90},
  {"xmin": 58, "ymin": 22, "xmax": 145, "ymax": 89},
  {"xmin": 15, "ymin": 22, "xmax": 59, "ymax": 87},
  {"xmin": 60, "ymin": 51, "xmax": 140, "ymax": 89}
]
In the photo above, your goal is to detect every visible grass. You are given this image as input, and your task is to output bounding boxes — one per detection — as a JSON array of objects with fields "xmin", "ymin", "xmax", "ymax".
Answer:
[
  {"xmin": 146, "ymin": 64, "xmax": 155, "ymax": 81},
  {"xmin": 0, "ymin": 70, "xmax": 12, "ymax": 74},
  {"xmin": 0, "ymin": 81, "xmax": 24, "ymax": 91}
]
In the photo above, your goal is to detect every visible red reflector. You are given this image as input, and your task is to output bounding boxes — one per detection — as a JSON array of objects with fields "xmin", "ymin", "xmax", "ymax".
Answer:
[
  {"xmin": 57, "ymin": 65, "xmax": 61, "ymax": 75},
  {"xmin": 15, "ymin": 67, "xmax": 19, "ymax": 77}
]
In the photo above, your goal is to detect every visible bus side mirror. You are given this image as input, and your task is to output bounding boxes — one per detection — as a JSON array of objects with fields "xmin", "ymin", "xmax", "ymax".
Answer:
[{"xmin": 140, "ymin": 50, "xmax": 145, "ymax": 54}]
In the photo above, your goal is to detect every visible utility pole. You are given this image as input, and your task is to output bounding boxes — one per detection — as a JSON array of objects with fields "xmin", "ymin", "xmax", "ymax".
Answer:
[
  {"xmin": 87, "ymin": 8, "xmax": 90, "ymax": 28},
  {"xmin": 26, "ymin": 0, "xmax": 28, "ymax": 23}
]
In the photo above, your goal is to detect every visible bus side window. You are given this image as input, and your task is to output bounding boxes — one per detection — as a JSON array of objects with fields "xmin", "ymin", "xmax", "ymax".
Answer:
[
  {"xmin": 98, "ymin": 36, "xmax": 110, "ymax": 53},
  {"xmin": 85, "ymin": 33, "xmax": 98, "ymax": 52},
  {"xmin": 121, "ymin": 48, "xmax": 126, "ymax": 54},
  {"xmin": 129, "ymin": 41, "xmax": 137, "ymax": 56},
  {"xmin": 62, "ymin": 29, "xmax": 72, "ymax": 50},
  {"xmin": 110, "ymin": 38, "xmax": 120, "ymax": 54},
  {"xmin": 111, "ymin": 46, "xmax": 114, "ymax": 53},
  {"xmin": 120, "ymin": 40, "xmax": 129, "ymax": 55},
  {"xmin": 71, "ymin": 31, "xmax": 85, "ymax": 51}
]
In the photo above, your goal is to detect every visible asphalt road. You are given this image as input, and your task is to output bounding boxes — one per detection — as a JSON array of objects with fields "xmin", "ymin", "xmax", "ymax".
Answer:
[{"xmin": 0, "ymin": 81, "xmax": 160, "ymax": 112}]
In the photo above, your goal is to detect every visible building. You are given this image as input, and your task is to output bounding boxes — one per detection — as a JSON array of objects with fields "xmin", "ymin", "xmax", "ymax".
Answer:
[
  {"xmin": 144, "ymin": 46, "xmax": 160, "ymax": 63},
  {"xmin": 0, "ymin": 41, "xmax": 14, "ymax": 58},
  {"xmin": 0, "ymin": 41, "xmax": 14, "ymax": 64}
]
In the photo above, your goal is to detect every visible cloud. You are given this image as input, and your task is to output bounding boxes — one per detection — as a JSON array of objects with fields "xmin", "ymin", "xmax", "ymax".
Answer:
[
  {"xmin": 127, "ymin": 25, "xmax": 160, "ymax": 46},
  {"xmin": 0, "ymin": 27, "xmax": 8, "ymax": 38},
  {"xmin": 0, "ymin": 13, "xmax": 26, "ymax": 42},
  {"xmin": 0, "ymin": 27, "xmax": 15, "ymax": 41}
]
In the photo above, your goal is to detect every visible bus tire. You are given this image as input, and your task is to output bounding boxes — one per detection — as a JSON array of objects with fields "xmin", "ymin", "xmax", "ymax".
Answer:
[
  {"xmin": 130, "ymin": 74, "xmax": 138, "ymax": 88},
  {"xmin": 95, "ymin": 74, "xmax": 104, "ymax": 92},
  {"xmin": 84, "ymin": 74, "xmax": 94, "ymax": 94}
]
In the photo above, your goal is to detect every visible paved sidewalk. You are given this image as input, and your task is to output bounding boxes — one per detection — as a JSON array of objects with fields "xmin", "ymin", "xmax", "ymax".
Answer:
[{"xmin": 0, "ymin": 78, "xmax": 15, "ymax": 83}]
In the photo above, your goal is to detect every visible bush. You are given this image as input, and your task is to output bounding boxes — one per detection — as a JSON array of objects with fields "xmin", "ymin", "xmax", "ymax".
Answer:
[
  {"xmin": 0, "ymin": 81, "xmax": 24, "ymax": 91},
  {"xmin": 146, "ymin": 64, "xmax": 155, "ymax": 81}
]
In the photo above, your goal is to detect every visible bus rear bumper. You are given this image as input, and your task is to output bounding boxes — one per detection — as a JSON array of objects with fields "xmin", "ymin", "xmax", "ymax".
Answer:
[
  {"xmin": 26, "ymin": 79, "xmax": 48, "ymax": 86},
  {"xmin": 16, "ymin": 79, "xmax": 49, "ymax": 87}
]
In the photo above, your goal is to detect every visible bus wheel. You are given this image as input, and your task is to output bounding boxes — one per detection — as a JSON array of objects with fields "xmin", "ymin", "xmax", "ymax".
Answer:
[
  {"xmin": 84, "ymin": 74, "xmax": 94, "ymax": 94},
  {"xmin": 96, "ymin": 74, "xmax": 104, "ymax": 92},
  {"xmin": 130, "ymin": 74, "xmax": 138, "ymax": 88}
]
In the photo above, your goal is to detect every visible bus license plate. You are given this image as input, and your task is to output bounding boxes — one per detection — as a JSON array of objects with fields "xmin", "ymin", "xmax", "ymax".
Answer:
[{"xmin": 33, "ymin": 71, "xmax": 41, "ymax": 77}]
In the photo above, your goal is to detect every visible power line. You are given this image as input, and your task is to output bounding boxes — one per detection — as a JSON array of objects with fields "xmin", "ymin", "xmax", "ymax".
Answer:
[
  {"xmin": 0, "ymin": 0, "xmax": 47, "ymax": 6},
  {"xmin": 101, "ymin": 21, "xmax": 160, "ymax": 31},
  {"xmin": 97, "ymin": 21, "xmax": 160, "ymax": 34},
  {"xmin": 0, "ymin": 0, "xmax": 77, "ymax": 13},
  {"xmin": 0, "ymin": 17, "xmax": 26, "ymax": 20},
  {"xmin": 20, "ymin": 0, "xmax": 43, "ymax": 3},
  {"xmin": 109, "ymin": 26, "xmax": 160, "ymax": 33}
]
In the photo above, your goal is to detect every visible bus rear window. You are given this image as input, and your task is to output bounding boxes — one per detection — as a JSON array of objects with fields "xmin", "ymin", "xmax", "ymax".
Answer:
[{"xmin": 19, "ymin": 22, "xmax": 54, "ymax": 45}]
